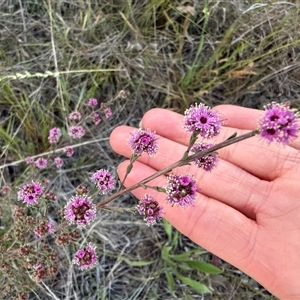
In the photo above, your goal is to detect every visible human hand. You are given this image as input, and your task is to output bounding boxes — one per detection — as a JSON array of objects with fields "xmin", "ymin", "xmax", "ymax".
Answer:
[{"xmin": 110, "ymin": 105, "xmax": 300, "ymax": 299}]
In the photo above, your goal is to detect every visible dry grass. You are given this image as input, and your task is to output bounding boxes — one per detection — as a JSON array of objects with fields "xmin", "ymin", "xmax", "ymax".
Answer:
[{"xmin": 1, "ymin": 0, "xmax": 299, "ymax": 299}]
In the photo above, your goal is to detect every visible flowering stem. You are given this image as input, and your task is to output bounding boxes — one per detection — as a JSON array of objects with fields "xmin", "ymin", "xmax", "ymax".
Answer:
[
  {"xmin": 11, "ymin": 129, "xmax": 259, "ymax": 252},
  {"xmin": 182, "ymin": 130, "xmax": 199, "ymax": 160},
  {"xmin": 139, "ymin": 184, "xmax": 166, "ymax": 192},
  {"xmin": 97, "ymin": 129, "xmax": 259, "ymax": 208},
  {"xmin": 118, "ymin": 154, "xmax": 139, "ymax": 191}
]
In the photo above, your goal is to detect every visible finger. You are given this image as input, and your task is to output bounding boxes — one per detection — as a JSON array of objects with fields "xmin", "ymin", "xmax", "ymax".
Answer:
[
  {"xmin": 215, "ymin": 104, "xmax": 300, "ymax": 149},
  {"xmin": 140, "ymin": 108, "xmax": 299, "ymax": 180},
  {"xmin": 214, "ymin": 104, "xmax": 263, "ymax": 130},
  {"xmin": 110, "ymin": 126, "xmax": 264, "ymax": 217},
  {"xmin": 117, "ymin": 159, "xmax": 257, "ymax": 275}
]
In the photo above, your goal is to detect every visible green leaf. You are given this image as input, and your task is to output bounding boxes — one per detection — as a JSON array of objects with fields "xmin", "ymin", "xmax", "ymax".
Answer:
[
  {"xmin": 168, "ymin": 252, "xmax": 191, "ymax": 261},
  {"xmin": 172, "ymin": 229, "xmax": 179, "ymax": 248},
  {"xmin": 126, "ymin": 163, "xmax": 133, "ymax": 173},
  {"xmin": 183, "ymin": 261, "xmax": 223, "ymax": 274},
  {"xmin": 226, "ymin": 132, "xmax": 237, "ymax": 140},
  {"xmin": 163, "ymin": 219, "xmax": 173, "ymax": 242},
  {"xmin": 119, "ymin": 256, "xmax": 154, "ymax": 267},
  {"xmin": 164, "ymin": 269, "xmax": 175, "ymax": 295},
  {"xmin": 161, "ymin": 246, "xmax": 171, "ymax": 260},
  {"xmin": 173, "ymin": 269, "xmax": 212, "ymax": 294}
]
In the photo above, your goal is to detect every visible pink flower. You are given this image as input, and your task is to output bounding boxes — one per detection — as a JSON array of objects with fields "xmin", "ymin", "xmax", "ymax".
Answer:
[
  {"xmin": 35, "ymin": 157, "xmax": 48, "ymax": 169},
  {"xmin": 68, "ymin": 111, "xmax": 82, "ymax": 121},
  {"xmin": 54, "ymin": 157, "xmax": 64, "ymax": 168},
  {"xmin": 44, "ymin": 191, "xmax": 57, "ymax": 201},
  {"xmin": 68, "ymin": 126, "xmax": 85, "ymax": 139},
  {"xmin": 259, "ymin": 102, "xmax": 300, "ymax": 144},
  {"xmin": 165, "ymin": 173, "xmax": 197, "ymax": 207},
  {"xmin": 91, "ymin": 169, "xmax": 116, "ymax": 194},
  {"xmin": 87, "ymin": 98, "xmax": 98, "ymax": 107},
  {"xmin": 183, "ymin": 103, "xmax": 223, "ymax": 139},
  {"xmin": 64, "ymin": 195, "xmax": 96, "ymax": 227},
  {"xmin": 48, "ymin": 127, "xmax": 62, "ymax": 144},
  {"xmin": 72, "ymin": 243, "xmax": 98, "ymax": 270},
  {"xmin": 93, "ymin": 112, "xmax": 101, "ymax": 125},
  {"xmin": 64, "ymin": 146, "xmax": 74, "ymax": 157},
  {"xmin": 18, "ymin": 181, "xmax": 43, "ymax": 206},
  {"xmin": 1, "ymin": 184, "xmax": 11, "ymax": 195},
  {"xmin": 105, "ymin": 107, "xmax": 112, "ymax": 119},
  {"xmin": 137, "ymin": 194, "xmax": 164, "ymax": 226},
  {"xmin": 190, "ymin": 142, "xmax": 218, "ymax": 171},
  {"xmin": 128, "ymin": 128, "xmax": 159, "ymax": 157},
  {"xmin": 34, "ymin": 220, "xmax": 55, "ymax": 237},
  {"xmin": 26, "ymin": 156, "xmax": 34, "ymax": 164}
]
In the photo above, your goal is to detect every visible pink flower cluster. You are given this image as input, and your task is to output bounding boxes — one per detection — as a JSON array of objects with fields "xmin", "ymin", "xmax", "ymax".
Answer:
[
  {"xmin": 35, "ymin": 157, "xmax": 48, "ymax": 169},
  {"xmin": 54, "ymin": 157, "xmax": 64, "ymax": 168},
  {"xmin": 165, "ymin": 173, "xmax": 197, "ymax": 207},
  {"xmin": 34, "ymin": 220, "xmax": 55, "ymax": 237},
  {"xmin": 1, "ymin": 184, "xmax": 11, "ymax": 195},
  {"xmin": 93, "ymin": 113, "xmax": 101, "ymax": 125},
  {"xmin": 128, "ymin": 128, "xmax": 159, "ymax": 157},
  {"xmin": 64, "ymin": 195, "xmax": 96, "ymax": 227},
  {"xmin": 105, "ymin": 107, "xmax": 112, "ymax": 119},
  {"xmin": 259, "ymin": 102, "xmax": 300, "ymax": 144},
  {"xmin": 18, "ymin": 181, "xmax": 44, "ymax": 205},
  {"xmin": 68, "ymin": 126, "xmax": 85, "ymax": 139},
  {"xmin": 137, "ymin": 194, "xmax": 164, "ymax": 226},
  {"xmin": 190, "ymin": 142, "xmax": 218, "ymax": 171},
  {"xmin": 69, "ymin": 111, "xmax": 82, "ymax": 121},
  {"xmin": 91, "ymin": 169, "xmax": 116, "ymax": 194},
  {"xmin": 183, "ymin": 103, "xmax": 223, "ymax": 139},
  {"xmin": 48, "ymin": 127, "xmax": 62, "ymax": 144},
  {"xmin": 72, "ymin": 243, "xmax": 98, "ymax": 270},
  {"xmin": 87, "ymin": 98, "xmax": 98, "ymax": 107},
  {"xmin": 26, "ymin": 156, "xmax": 34, "ymax": 164},
  {"xmin": 64, "ymin": 146, "xmax": 74, "ymax": 157}
]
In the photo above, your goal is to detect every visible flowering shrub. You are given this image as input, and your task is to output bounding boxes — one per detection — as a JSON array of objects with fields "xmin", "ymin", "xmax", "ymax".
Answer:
[{"xmin": 1, "ymin": 98, "xmax": 299, "ymax": 299}]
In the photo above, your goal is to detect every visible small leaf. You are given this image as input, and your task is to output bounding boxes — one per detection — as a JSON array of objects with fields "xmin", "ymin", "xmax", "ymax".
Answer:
[
  {"xmin": 169, "ymin": 252, "xmax": 190, "ymax": 261},
  {"xmin": 226, "ymin": 132, "xmax": 237, "ymax": 140},
  {"xmin": 120, "ymin": 256, "xmax": 154, "ymax": 267},
  {"xmin": 153, "ymin": 186, "xmax": 166, "ymax": 193},
  {"xmin": 164, "ymin": 269, "xmax": 175, "ymax": 295},
  {"xmin": 184, "ymin": 261, "xmax": 223, "ymax": 274},
  {"xmin": 182, "ymin": 151, "xmax": 189, "ymax": 160},
  {"xmin": 173, "ymin": 269, "xmax": 212, "ymax": 294},
  {"xmin": 163, "ymin": 219, "xmax": 173, "ymax": 242},
  {"xmin": 139, "ymin": 183, "xmax": 146, "ymax": 189},
  {"xmin": 126, "ymin": 163, "xmax": 133, "ymax": 173},
  {"xmin": 161, "ymin": 246, "xmax": 172, "ymax": 260}
]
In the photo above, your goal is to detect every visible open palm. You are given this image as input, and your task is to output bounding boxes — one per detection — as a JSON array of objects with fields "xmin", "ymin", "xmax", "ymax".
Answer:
[{"xmin": 110, "ymin": 105, "xmax": 300, "ymax": 299}]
